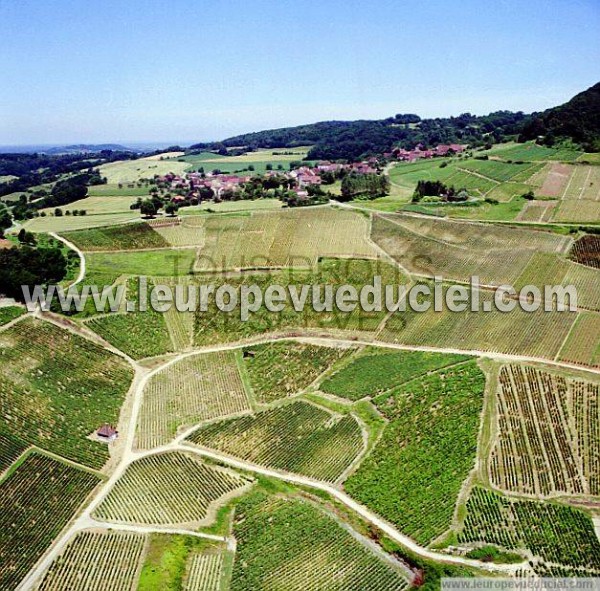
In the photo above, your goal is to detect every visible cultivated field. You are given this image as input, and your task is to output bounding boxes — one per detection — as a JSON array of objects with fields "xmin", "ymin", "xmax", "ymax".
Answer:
[
  {"xmin": 345, "ymin": 362, "xmax": 485, "ymax": 545},
  {"xmin": 558, "ymin": 312, "xmax": 600, "ymax": 368},
  {"xmin": 95, "ymin": 451, "xmax": 250, "ymax": 527},
  {"xmin": 481, "ymin": 142, "xmax": 582, "ymax": 162},
  {"xmin": 459, "ymin": 486, "xmax": 600, "ymax": 574},
  {"xmin": 0, "ymin": 317, "xmax": 133, "ymax": 468},
  {"xmin": 178, "ymin": 146, "xmax": 312, "ymax": 175},
  {"xmin": 489, "ymin": 364, "xmax": 600, "ymax": 497},
  {"xmin": 372, "ymin": 213, "xmax": 570, "ymax": 286},
  {"xmin": 97, "ymin": 156, "xmax": 189, "ymax": 184},
  {"xmin": 571, "ymin": 235, "xmax": 600, "ymax": 269},
  {"xmin": 242, "ymin": 341, "xmax": 351, "ymax": 404},
  {"xmin": 136, "ymin": 350, "xmax": 251, "ymax": 449},
  {"xmin": 85, "ymin": 248, "xmax": 197, "ymax": 276},
  {"xmin": 37, "ymin": 530, "xmax": 146, "ymax": 591},
  {"xmin": 380, "ymin": 282, "xmax": 578, "ymax": 361},
  {"xmin": 0, "ymin": 432, "xmax": 27, "ymax": 475},
  {"xmin": 193, "ymin": 258, "xmax": 403, "ymax": 346},
  {"xmin": 24, "ymin": 211, "xmax": 137, "ymax": 233},
  {"xmin": 62, "ymin": 222, "xmax": 169, "ymax": 251},
  {"xmin": 514, "ymin": 252, "xmax": 600, "ymax": 311},
  {"xmin": 194, "ymin": 207, "xmax": 378, "ymax": 270},
  {"xmin": 0, "ymin": 453, "xmax": 100, "ymax": 591},
  {"xmin": 137, "ymin": 534, "xmax": 227, "ymax": 591},
  {"xmin": 187, "ymin": 400, "xmax": 365, "ymax": 482},
  {"xmin": 232, "ymin": 492, "xmax": 410, "ymax": 591},
  {"xmin": 320, "ymin": 348, "xmax": 471, "ymax": 401}
]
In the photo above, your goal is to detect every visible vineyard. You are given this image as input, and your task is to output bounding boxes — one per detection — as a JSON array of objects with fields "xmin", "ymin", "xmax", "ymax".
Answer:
[
  {"xmin": 489, "ymin": 364, "xmax": 600, "ymax": 497},
  {"xmin": 94, "ymin": 451, "xmax": 251, "ymax": 527},
  {"xmin": 187, "ymin": 400, "xmax": 365, "ymax": 482},
  {"xmin": 61, "ymin": 222, "xmax": 169, "ymax": 251},
  {"xmin": 460, "ymin": 160, "xmax": 541, "ymax": 183},
  {"xmin": 137, "ymin": 534, "xmax": 226, "ymax": 591},
  {"xmin": 320, "ymin": 348, "xmax": 470, "ymax": 401},
  {"xmin": 570, "ymin": 235, "xmax": 600, "ymax": 269},
  {"xmin": 37, "ymin": 530, "xmax": 146, "ymax": 591},
  {"xmin": 231, "ymin": 492, "xmax": 410, "ymax": 591},
  {"xmin": 481, "ymin": 142, "xmax": 582, "ymax": 162},
  {"xmin": 242, "ymin": 341, "xmax": 351, "ymax": 404},
  {"xmin": 84, "ymin": 277, "xmax": 175, "ymax": 359},
  {"xmin": 0, "ymin": 306, "xmax": 24, "ymax": 327},
  {"xmin": 371, "ymin": 213, "xmax": 570, "ymax": 286},
  {"xmin": 136, "ymin": 350, "xmax": 251, "ymax": 449},
  {"xmin": 0, "ymin": 453, "xmax": 100, "ymax": 591},
  {"xmin": 193, "ymin": 207, "xmax": 378, "ymax": 271},
  {"xmin": 152, "ymin": 217, "xmax": 206, "ymax": 247},
  {"xmin": 194, "ymin": 258, "xmax": 402, "ymax": 346},
  {"xmin": 558, "ymin": 312, "xmax": 600, "ymax": 368},
  {"xmin": 0, "ymin": 432, "xmax": 27, "ymax": 475},
  {"xmin": 514, "ymin": 252, "xmax": 600, "ymax": 311},
  {"xmin": 344, "ymin": 362, "xmax": 485, "ymax": 545},
  {"xmin": 0, "ymin": 317, "xmax": 134, "ymax": 468},
  {"xmin": 459, "ymin": 487, "xmax": 600, "ymax": 573},
  {"xmin": 380, "ymin": 282, "xmax": 577, "ymax": 361},
  {"xmin": 185, "ymin": 552, "xmax": 225, "ymax": 591}
]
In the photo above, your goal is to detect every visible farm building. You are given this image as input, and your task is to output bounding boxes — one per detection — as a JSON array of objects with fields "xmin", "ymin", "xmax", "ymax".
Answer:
[{"xmin": 96, "ymin": 424, "xmax": 119, "ymax": 443}]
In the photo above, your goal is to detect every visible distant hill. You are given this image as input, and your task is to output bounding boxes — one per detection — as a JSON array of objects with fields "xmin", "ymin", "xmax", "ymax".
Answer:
[
  {"xmin": 192, "ymin": 112, "xmax": 527, "ymax": 161},
  {"xmin": 44, "ymin": 144, "xmax": 138, "ymax": 155},
  {"xmin": 191, "ymin": 83, "xmax": 600, "ymax": 161},
  {"xmin": 519, "ymin": 82, "xmax": 600, "ymax": 151}
]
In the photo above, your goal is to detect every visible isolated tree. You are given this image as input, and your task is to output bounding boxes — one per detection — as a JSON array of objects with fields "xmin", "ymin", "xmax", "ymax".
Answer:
[
  {"xmin": 140, "ymin": 199, "xmax": 157, "ymax": 218},
  {"xmin": 164, "ymin": 202, "xmax": 178, "ymax": 216}
]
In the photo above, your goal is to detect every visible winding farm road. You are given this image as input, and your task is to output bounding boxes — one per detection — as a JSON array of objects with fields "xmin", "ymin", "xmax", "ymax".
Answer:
[{"xmin": 50, "ymin": 232, "xmax": 86, "ymax": 289}]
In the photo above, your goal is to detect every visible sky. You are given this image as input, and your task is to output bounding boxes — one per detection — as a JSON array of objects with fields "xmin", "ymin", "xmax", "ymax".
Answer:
[{"xmin": 1, "ymin": 0, "xmax": 599, "ymax": 146}]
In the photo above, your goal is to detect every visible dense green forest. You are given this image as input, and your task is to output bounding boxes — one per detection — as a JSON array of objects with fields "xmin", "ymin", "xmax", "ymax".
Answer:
[{"xmin": 519, "ymin": 82, "xmax": 600, "ymax": 151}]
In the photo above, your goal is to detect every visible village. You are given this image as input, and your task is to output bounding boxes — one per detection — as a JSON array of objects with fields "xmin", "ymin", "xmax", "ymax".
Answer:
[{"xmin": 151, "ymin": 143, "xmax": 467, "ymax": 204}]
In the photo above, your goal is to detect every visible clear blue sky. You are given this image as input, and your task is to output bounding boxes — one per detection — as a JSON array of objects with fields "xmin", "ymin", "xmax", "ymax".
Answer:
[{"xmin": 1, "ymin": 0, "xmax": 599, "ymax": 145}]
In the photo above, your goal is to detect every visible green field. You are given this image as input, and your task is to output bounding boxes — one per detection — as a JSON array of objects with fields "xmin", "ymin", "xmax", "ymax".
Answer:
[
  {"xmin": 0, "ymin": 317, "xmax": 134, "ymax": 468},
  {"xmin": 86, "ymin": 247, "xmax": 197, "ymax": 276},
  {"xmin": 231, "ymin": 492, "xmax": 410, "ymax": 591},
  {"xmin": 345, "ymin": 362, "xmax": 486, "ymax": 545},
  {"xmin": 177, "ymin": 147, "xmax": 313, "ymax": 175},
  {"xmin": 0, "ymin": 453, "xmax": 100, "ymax": 590},
  {"xmin": 242, "ymin": 341, "xmax": 352, "ymax": 404},
  {"xmin": 187, "ymin": 400, "xmax": 364, "ymax": 482},
  {"xmin": 320, "ymin": 348, "xmax": 471, "ymax": 400},
  {"xmin": 0, "ymin": 305, "xmax": 25, "ymax": 326}
]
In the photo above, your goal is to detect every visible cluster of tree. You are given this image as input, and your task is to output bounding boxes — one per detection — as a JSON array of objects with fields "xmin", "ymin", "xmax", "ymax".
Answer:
[
  {"xmin": 0, "ymin": 203, "xmax": 12, "ymax": 238},
  {"xmin": 340, "ymin": 173, "xmax": 390, "ymax": 201},
  {"xmin": 412, "ymin": 180, "xmax": 469, "ymax": 202},
  {"xmin": 0, "ymin": 243, "xmax": 67, "ymax": 301},
  {"xmin": 519, "ymin": 82, "xmax": 600, "ymax": 151},
  {"xmin": 281, "ymin": 190, "xmax": 329, "ymax": 208},
  {"xmin": 190, "ymin": 111, "xmax": 528, "ymax": 162},
  {"xmin": 12, "ymin": 172, "xmax": 95, "ymax": 220},
  {"xmin": 0, "ymin": 150, "xmax": 133, "ymax": 198}
]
